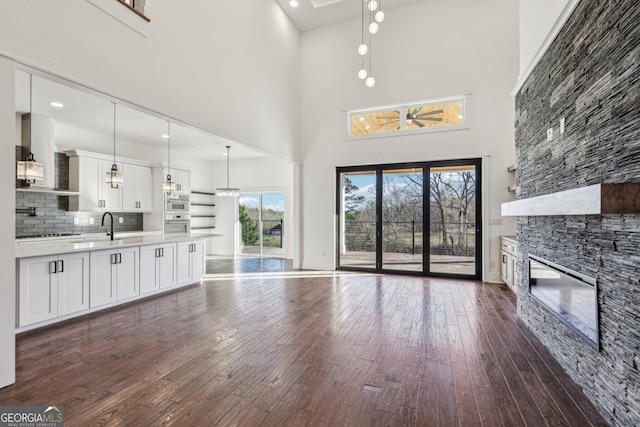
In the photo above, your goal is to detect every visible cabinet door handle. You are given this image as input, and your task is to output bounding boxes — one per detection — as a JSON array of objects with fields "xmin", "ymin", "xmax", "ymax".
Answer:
[
  {"xmin": 503, "ymin": 255, "xmax": 507, "ymax": 263},
  {"xmin": 117, "ymin": 253, "xmax": 122, "ymax": 264},
  {"xmin": 58, "ymin": 260, "xmax": 64, "ymax": 273},
  {"xmin": 50, "ymin": 261, "xmax": 57, "ymax": 274},
  {"xmin": 112, "ymin": 254, "xmax": 117, "ymax": 264},
  {"xmin": 160, "ymin": 248, "xmax": 164, "ymax": 257}
]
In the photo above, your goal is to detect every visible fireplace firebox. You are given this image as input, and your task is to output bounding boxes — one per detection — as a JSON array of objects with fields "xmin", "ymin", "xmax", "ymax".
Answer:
[{"xmin": 528, "ymin": 255, "xmax": 599, "ymax": 349}]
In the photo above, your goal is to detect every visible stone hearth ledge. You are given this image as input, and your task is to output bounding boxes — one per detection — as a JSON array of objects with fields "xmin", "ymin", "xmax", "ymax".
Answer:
[{"xmin": 501, "ymin": 183, "xmax": 640, "ymax": 216}]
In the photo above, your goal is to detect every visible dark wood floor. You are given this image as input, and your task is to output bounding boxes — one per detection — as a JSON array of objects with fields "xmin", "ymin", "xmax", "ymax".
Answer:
[{"xmin": 0, "ymin": 271, "xmax": 607, "ymax": 426}]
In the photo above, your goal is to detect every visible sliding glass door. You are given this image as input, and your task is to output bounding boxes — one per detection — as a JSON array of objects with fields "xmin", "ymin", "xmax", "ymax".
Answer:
[
  {"xmin": 382, "ymin": 168, "xmax": 423, "ymax": 272},
  {"xmin": 338, "ymin": 171, "xmax": 377, "ymax": 269},
  {"xmin": 428, "ymin": 164, "xmax": 478, "ymax": 276},
  {"xmin": 239, "ymin": 193, "xmax": 285, "ymax": 257},
  {"xmin": 337, "ymin": 159, "xmax": 481, "ymax": 279}
]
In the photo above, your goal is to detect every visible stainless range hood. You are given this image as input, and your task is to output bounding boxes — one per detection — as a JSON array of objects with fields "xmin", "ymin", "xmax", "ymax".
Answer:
[{"xmin": 18, "ymin": 113, "xmax": 81, "ymax": 195}]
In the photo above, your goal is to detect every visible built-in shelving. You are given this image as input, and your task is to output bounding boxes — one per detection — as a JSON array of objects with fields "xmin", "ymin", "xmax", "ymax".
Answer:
[{"xmin": 190, "ymin": 191, "xmax": 216, "ymax": 232}]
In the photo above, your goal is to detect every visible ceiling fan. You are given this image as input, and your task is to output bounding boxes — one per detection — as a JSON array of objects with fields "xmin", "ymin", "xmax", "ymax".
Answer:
[{"xmin": 379, "ymin": 108, "xmax": 444, "ymax": 128}]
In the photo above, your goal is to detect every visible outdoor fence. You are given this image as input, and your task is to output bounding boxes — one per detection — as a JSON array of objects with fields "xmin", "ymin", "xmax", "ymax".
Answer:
[{"xmin": 344, "ymin": 220, "xmax": 476, "ymax": 256}]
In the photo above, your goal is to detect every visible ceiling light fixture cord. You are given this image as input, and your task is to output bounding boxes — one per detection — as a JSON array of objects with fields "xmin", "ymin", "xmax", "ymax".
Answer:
[
  {"xmin": 112, "ymin": 102, "xmax": 117, "ymax": 165},
  {"xmin": 226, "ymin": 145, "xmax": 231, "ymax": 188}
]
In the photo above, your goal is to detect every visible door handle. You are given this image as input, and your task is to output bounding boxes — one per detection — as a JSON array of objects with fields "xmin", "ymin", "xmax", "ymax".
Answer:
[
  {"xmin": 117, "ymin": 253, "xmax": 122, "ymax": 264},
  {"xmin": 160, "ymin": 248, "xmax": 164, "ymax": 257},
  {"xmin": 58, "ymin": 260, "xmax": 64, "ymax": 273},
  {"xmin": 112, "ymin": 253, "xmax": 117, "ymax": 264},
  {"xmin": 50, "ymin": 261, "xmax": 57, "ymax": 274}
]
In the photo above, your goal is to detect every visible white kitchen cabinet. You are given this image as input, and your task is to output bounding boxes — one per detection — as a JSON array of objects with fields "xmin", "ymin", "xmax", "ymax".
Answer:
[
  {"xmin": 17, "ymin": 252, "xmax": 90, "ymax": 327},
  {"xmin": 177, "ymin": 240, "xmax": 204, "ymax": 285},
  {"xmin": 69, "ymin": 155, "xmax": 122, "ymax": 211},
  {"xmin": 90, "ymin": 246, "xmax": 139, "ymax": 308},
  {"xmin": 500, "ymin": 236, "xmax": 517, "ymax": 294},
  {"xmin": 139, "ymin": 243, "xmax": 176, "ymax": 294},
  {"xmin": 122, "ymin": 163, "xmax": 152, "ymax": 212}
]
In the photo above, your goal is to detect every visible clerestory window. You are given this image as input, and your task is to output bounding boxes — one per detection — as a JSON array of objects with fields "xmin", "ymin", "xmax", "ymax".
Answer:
[{"xmin": 348, "ymin": 95, "xmax": 470, "ymax": 138}]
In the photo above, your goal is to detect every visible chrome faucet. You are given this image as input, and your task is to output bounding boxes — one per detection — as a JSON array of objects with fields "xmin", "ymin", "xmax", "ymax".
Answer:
[{"xmin": 101, "ymin": 211, "xmax": 114, "ymax": 241}]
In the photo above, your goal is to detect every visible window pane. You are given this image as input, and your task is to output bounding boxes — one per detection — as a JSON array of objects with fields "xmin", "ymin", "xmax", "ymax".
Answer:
[
  {"xmin": 339, "ymin": 171, "xmax": 377, "ymax": 269},
  {"xmin": 351, "ymin": 110, "xmax": 401, "ymax": 136},
  {"xmin": 406, "ymin": 101, "xmax": 463, "ymax": 131}
]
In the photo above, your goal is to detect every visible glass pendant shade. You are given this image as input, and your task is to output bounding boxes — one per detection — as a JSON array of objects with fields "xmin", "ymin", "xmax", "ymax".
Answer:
[
  {"xmin": 358, "ymin": 43, "xmax": 368, "ymax": 55},
  {"xmin": 163, "ymin": 174, "xmax": 177, "ymax": 192},
  {"xmin": 375, "ymin": 10, "xmax": 385, "ymax": 22},
  {"xmin": 215, "ymin": 187, "xmax": 240, "ymax": 197},
  {"xmin": 358, "ymin": 68, "xmax": 368, "ymax": 79},
  {"xmin": 365, "ymin": 76, "xmax": 376, "ymax": 87},
  {"xmin": 106, "ymin": 163, "xmax": 124, "ymax": 188},
  {"xmin": 368, "ymin": 0, "xmax": 378, "ymax": 11},
  {"xmin": 369, "ymin": 22, "xmax": 379, "ymax": 34},
  {"xmin": 16, "ymin": 152, "xmax": 44, "ymax": 183}
]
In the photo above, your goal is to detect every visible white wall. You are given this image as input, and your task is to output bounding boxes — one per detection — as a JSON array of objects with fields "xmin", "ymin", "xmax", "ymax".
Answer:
[
  {"xmin": 0, "ymin": 56, "xmax": 16, "ymax": 388},
  {"xmin": 208, "ymin": 157, "xmax": 296, "ymax": 259},
  {"xmin": 0, "ymin": 0, "xmax": 300, "ymax": 162},
  {"xmin": 515, "ymin": 0, "xmax": 580, "ymax": 91},
  {"xmin": 299, "ymin": 0, "xmax": 519, "ymax": 280}
]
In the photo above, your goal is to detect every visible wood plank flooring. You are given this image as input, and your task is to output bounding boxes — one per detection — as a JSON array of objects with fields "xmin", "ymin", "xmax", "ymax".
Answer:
[{"xmin": 0, "ymin": 272, "xmax": 608, "ymax": 426}]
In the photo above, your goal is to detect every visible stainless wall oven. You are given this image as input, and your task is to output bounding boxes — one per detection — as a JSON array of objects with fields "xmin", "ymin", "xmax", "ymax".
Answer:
[{"xmin": 165, "ymin": 214, "xmax": 191, "ymax": 234}]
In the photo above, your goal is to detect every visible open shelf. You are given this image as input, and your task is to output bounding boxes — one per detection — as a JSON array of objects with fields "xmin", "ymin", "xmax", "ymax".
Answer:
[{"xmin": 191, "ymin": 191, "xmax": 216, "ymax": 233}]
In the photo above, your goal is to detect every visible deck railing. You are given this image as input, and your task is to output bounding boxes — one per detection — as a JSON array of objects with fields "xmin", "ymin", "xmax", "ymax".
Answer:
[{"xmin": 344, "ymin": 220, "xmax": 476, "ymax": 256}]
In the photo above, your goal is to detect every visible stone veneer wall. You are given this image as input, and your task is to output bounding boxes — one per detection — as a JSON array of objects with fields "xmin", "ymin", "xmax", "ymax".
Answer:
[
  {"xmin": 514, "ymin": 0, "xmax": 640, "ymax": 425},
  {"xmin": 15, "ymin": 151, "xmax": 143, "ymax": 237}
]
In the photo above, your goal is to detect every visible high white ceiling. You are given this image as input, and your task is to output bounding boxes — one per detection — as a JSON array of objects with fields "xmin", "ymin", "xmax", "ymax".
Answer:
[
  {"xmin": 275, "ymin": 0, "xmax": 428, "ymax": 32},
  {"xmin": 15, "ymin": 70, "xmax": 263, "ymax": 161}
]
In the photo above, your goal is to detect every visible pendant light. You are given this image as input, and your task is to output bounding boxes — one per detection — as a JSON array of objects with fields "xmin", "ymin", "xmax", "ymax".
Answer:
[
  {"xmin": 163, "ymin": 121, "xmax": 177, "ymax": 194},
  {"xmin": 215, "ymin": 145, "xmax": 240, "ymax": 197},
  {"xmin": 105, "ymin": 101, "xmax": 124, "ymax": 188},
  {"xmin": 16, "ymin": 74, "xmax": 44, "ymax": 184},
  {"xmin": 356, "ymin": 0, "xmax": 383, "ymax": 88}
]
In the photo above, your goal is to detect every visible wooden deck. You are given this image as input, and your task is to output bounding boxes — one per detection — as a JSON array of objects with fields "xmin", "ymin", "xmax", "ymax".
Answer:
[
  {"xmin": 0, "ymin": 272, "xmax": 607, "ymax": 426},
  {"xmin": 341, "ymin": 251, "xmax": 475, "ymax": 275}
]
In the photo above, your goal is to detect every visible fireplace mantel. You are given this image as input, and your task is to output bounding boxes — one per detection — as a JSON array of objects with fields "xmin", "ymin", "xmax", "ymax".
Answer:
[{"xmin": 501, "ymin": 183, "xmax": 640, "ymax": 216}]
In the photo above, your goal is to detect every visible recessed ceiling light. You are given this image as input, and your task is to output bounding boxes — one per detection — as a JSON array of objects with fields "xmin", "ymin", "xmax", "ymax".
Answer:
[
  {"xmin": 49, "ymin": 101, "xmax": 64, "ymax": 108},
  {"xmin": 161, "ymin": 134, "xmax": 170, "ymax": 139},
  {"xmin": 290, "ymin": 0, "xmax": 298, "ymax": 6}
]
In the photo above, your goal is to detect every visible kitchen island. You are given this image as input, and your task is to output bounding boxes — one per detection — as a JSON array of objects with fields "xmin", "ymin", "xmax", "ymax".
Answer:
[{"xmin": 15, "ymin": 232, "xmax": 224, "ymax": 332}]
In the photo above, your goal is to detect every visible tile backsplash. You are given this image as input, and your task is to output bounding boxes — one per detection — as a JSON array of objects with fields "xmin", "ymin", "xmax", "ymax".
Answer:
[{"xmin": 15, "ymin": 150, "xmax": 144, "ymax": 237}]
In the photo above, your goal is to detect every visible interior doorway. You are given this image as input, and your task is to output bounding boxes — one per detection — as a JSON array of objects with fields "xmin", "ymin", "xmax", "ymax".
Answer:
[
  {"xmin": 337, "ymin": 159, "xmax": 482, "ymax": 279},
  {"xmin": 239, "ymin": 193, "xmax": 285, "ymax": 257}
]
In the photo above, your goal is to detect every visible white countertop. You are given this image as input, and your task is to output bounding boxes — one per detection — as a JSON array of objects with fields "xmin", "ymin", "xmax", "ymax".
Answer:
[{"xmin": 15, "ymin": 232, "xmax": 225, "ymax": 259}]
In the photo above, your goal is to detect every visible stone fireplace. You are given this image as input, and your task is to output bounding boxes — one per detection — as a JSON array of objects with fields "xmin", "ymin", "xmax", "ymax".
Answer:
[{"xmin": 512, "ymin": 0, "xmax": 640, "ymax": 425}]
